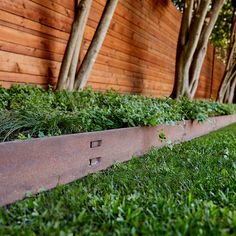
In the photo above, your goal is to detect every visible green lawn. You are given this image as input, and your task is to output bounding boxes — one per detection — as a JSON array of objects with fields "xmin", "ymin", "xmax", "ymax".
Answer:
[{"xmin": 1, "ymin": 124, "xmax": 236, "ymax": 235}]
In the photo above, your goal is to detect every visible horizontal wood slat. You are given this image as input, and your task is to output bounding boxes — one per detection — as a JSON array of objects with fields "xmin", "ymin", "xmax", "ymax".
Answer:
[{"xmin": 0, "ymin": 0, "xmax": 225, "ymax": 99}]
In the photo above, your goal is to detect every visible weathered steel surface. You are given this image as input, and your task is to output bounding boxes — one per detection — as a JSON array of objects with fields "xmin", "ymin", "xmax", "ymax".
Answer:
[{"xmin": 0, "ymin": 115, "xmax": 236, "ymax": 206}]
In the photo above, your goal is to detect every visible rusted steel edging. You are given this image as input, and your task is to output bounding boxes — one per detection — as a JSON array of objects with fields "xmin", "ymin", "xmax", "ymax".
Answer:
[{"xmin": 0, "ymin": 114, "xmax": 236, "ymax": 206}]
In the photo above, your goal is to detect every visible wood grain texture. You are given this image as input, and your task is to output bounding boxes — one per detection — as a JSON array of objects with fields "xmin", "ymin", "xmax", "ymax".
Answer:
[{"xmin": 0, "ymin": 0, "xmax": 225, "ymax": 98}]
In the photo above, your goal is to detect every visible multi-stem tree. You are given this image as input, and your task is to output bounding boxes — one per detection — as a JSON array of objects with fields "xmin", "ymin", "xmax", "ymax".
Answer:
[
  {"xmin": 218, "ymin": 3, "xmax": 236, "ymax": 103},
  {"xmin": 171, "ymin": 0, "xmax": 225, "ymax": 99},
  {"xmin": 56, "ymin": 0, "xmax": 119, "ymax": 91}
]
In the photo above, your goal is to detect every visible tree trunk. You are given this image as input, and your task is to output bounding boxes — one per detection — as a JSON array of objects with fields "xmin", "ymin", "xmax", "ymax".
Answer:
[
  {"xmin": 171, "ymin": 0, "xmax": 194, "ymax": 98},
  {"xmin": 218, "ymin": 62, "xmax": 236, "ymax": 102},
  {"xmin": 67, "ymin": 1, "xmax": 92, "ymax": 91},
  {"xmin": 56, "ymin": 0, "xmax": 118, "ymax": 91},
  {"xmin": 74, "ymin": 0, "xmax": 119, "ymax": 90},
  {"xmin": 56, "ymin": 0, "xmax": 93, "ymax": 91},
  {"xmin": 172, "ymin": 0, "xmax": 211, "ymax": 98},
  {"xmin": 217, "ymin": 9, "xmax": 236, "ymax": 103},
  {"xmin": 228, "ymin": 77, "xmax": 236, "ymax": 103},
  {"xmin": 188, "ymin": 0, "xmax": 225, "ymax": 98},
  {"xmin": 172, "ymin": 0, "xmax": 224, "ymax": 99}
]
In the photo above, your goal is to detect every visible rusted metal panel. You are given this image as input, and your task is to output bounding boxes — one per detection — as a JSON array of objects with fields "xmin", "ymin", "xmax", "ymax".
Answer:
[{"xmin": 0, "ymin": 115, "xmax": 236, "ymax": 206}]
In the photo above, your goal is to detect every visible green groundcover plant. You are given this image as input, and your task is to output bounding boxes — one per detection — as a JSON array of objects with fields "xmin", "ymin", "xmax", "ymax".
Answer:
[
  {"xmin": 0, "ymin": 85, "xmax": 235, "ymax": 142},
  {"xmin": 0, "ymin": 124, "xmax": 236, "ymax": 235}
]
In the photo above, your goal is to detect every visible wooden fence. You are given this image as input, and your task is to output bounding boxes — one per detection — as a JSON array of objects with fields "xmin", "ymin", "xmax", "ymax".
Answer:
[{"xmin": 0, "ymin": 0, "xmax": 225, "ymax": 99}]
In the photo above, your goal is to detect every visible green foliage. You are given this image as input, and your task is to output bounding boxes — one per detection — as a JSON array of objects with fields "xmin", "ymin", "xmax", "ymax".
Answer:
[
  {"xmin": 1, "ymin": 124, "xmax": 236, "ymax": 235},
  {"xmin": 172, "ymin": 0, "xmax": 184, "ymax": 11},
  {"xmin": 159, "ymin": 132, "xmax": 167, "ymax": 142},
  {"xmin": 179, "ymin": 97, "xmax": 235, "ymax": 121},
  {"xmin": 211, "ymin": 1, "xmax": 235, "ymax": 60},
  {"xmin": 0, "ymin": 85, "xmax": 235, "ymax": 142},
  {"xmin": 172, "ymin": 0, "xmax": 235, "ymax": 60}
]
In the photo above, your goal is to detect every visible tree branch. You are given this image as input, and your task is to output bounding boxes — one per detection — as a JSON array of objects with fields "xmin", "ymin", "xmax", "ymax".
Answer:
[
  {"xmin": 56, "ymin": 0, "xmax": 93, "ymax": 90},
  {"xmin": 184, "ymin": 0, "xmax": 210, "ymax": 64},
  {"xmin": 74, "ymin": 0, "xmax": 119, "ymax": 90},
  {"xmin": 180, "ymin": 0, "xmax": 194, "ymax": 46},
  {"xmin": 67, "ymin": 1, "xmax": 92, "ymax": 91},
  {"xmin": 188, "ymin": 0, "xmax": 225, "ymax": 98}
]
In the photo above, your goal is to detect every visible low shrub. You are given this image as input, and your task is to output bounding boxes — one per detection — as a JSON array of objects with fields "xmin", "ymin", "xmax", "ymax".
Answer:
[{"xmin": 0, "ymin": 85, "xmax": 235, "ymax": 141}]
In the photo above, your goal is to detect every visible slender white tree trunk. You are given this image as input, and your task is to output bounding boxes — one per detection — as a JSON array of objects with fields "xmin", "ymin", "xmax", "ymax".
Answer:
[
  {"xmin": 56, "ymin": 0, "xmax": 93, "ymax": 91},
  {"xmin": 188, "ymin": 0, "xmax": 225, "ymax": 98},
  {"xmin": 67, "ymin": 1, "xmax": 92, "ymax": 91},
  {"xmin": 228, "ymin": 77, "xmax": 236, "ymax": 103},
  {"xmin": 218, "ymin": 62, "xmax": 236, "ymax": 102},
  {"xmin": 74, "ymin": 0, "xmax": 119, "ymax": 90},
  {"xmin": 173, "ymin": 0, "xmax": 210, "ymax": 98},
  {"xmin": 218, "ymin": 12, "xmax": 236, "ymax": 103},
  {"xmin": 172, "ymin": 0, "xmax": 224, "ymax": 99},
  {"xmin": 56, "ymin": 0, "xmax": 118, "ymax": 91}
]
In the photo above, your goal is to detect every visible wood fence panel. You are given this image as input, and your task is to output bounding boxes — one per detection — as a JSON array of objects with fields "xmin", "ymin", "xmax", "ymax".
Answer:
[{"xmin": 0, "ymin": 0, "xmax": 225, "ymax": 99}]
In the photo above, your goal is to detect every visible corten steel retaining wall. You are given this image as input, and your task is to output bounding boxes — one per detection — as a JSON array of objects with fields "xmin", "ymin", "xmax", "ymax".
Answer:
[
  {"xmin": 0, "ymin": 115, "xmax": 236, "ymax": 206},
  {"xmin": 0, "ymin": 0, "xmax": 225, "ymax": 98}
]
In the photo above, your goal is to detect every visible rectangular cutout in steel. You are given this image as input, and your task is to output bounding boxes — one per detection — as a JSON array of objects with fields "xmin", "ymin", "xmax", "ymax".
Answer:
[
  {"xmin": 89, "ymin": 157, "xmax": 101, "ymax": 166},
  {"xmin": 90, "ymin": 140, "xmax": 102, "ymax": 148}
]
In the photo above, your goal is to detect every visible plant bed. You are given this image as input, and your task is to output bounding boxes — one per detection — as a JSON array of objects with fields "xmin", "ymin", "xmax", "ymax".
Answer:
[
  {"xmin": 1, "ymin": 124, "xmax": 236, "ymax": 235},
  {"xmin": 0, "ymin": 85, "xmax": 236, "ymax": 205},
  {"xmin": 0, "ymin": 114, "xmax": 236, "ymax": 206},
  {"xmin": 0, "ymin": 85, "xmax": 236, "ymax": 142}
]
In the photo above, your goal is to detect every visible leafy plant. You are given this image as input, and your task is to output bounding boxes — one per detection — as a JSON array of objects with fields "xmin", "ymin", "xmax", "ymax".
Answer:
[
  {"xmin": 158, "ymin": 132, "xmax": 166, "ymax": 142},
  {"xmin": 0, "ymin": 85, "xmax": 235, "ymax": 142}
]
